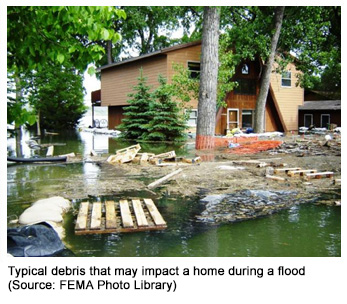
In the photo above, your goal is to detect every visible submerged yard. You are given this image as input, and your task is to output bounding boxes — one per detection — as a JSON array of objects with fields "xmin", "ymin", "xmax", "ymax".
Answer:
[{"xmin": 7, "ymin": 129, "xmax": 341, "ymax": 257}]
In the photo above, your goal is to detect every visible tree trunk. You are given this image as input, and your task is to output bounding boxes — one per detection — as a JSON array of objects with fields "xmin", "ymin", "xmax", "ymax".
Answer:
[
  {"xmin": 106, "ymin": 40, "xmax": 113, "ymax": 64},
  {"xmin": 195, "ymin": 7, "xmax": 220, "ymax": 150},
  {"xmin": 254, "ymin": 6, "xmax": 285, "ymax": 133},
  {"xmin": 15, "ymin": 77, "xmax": 23, "ymax": 157}
]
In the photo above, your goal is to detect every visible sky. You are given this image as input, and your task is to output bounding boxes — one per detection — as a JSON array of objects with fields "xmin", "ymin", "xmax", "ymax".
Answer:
[{"xmin": 83, "ymin": 71, "xmax": 100, "ymax": 107}]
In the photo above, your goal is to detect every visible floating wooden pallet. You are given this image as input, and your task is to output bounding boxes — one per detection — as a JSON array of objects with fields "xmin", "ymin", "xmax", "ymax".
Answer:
[{"xmin": 75, "ymin": 198, "xmax": 167, "ymax": 235}]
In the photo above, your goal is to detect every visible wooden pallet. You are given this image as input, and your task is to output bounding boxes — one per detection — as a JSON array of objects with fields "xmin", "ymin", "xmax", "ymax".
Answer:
[
  {"xmin": 305, "ymin": 171, "xmax": 334, "ymax": 180},
  {"xmin": 274, "ymin": 167, "xmax": 301, "ymax": 174},
  {"xmin": 75, "ymin": 198, "xmax": 167, "ymax": 235},
  {"xmin": 107, "ymin": 144, "xmax": 141, "ymax": 164},
  {"xmin": 287, "ymin": 169, "xmax": 317, "ymax": 177}
]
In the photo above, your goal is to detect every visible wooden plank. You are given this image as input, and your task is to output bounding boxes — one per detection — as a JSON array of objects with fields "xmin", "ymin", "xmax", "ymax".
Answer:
[
  {"xmin": 305, "ymin": 172, "xmax": 334, "ymax": 179},
  {"xmin": 274, "ymin": 167, "xmax": 301, "ymax": 174},
  {"xmin": 119, "ymin": 200, "xmax": 134, "ymax": 228},
  {"xmin": 46, "ymin": 145, "xmax": 54, "ymax": 156},
  {"xmin": 132, "ymin": 199, "xmax": 148, "ymax": 227},
  {"xmin": 116, "ymin": 144, "xmax": 141, "ymax": 154},
  {"xmin": 90, "ymin": 202, "xmax": 102, "ymax": 230},
  {"xmin": 147, "ymin": 168, "xmax": 183, "ymax": 189},
  {"xmin": 75, "ymin": 202, "xmax": 89, "ymax": 230},
  {"xmin": 105, "ymin": 201, "xmax": 117, "ymax": 229},
  {"xmin": 287, "ymin": 169, "xmax": 317, "ymax": 177},
  {"xmin": 266, "ymin": 175, "xmax": 286, "ymax": 181},
  {"xmin": 153, "ymin": 151, "xmax": 176, "ymax": 159},
  {"xmin": 144, "ymin": 199, "xmax": 166, "ymax": 226},
  {"xmin": 140, "ymin": 153, "xmax": 149, "ymax": 165}
]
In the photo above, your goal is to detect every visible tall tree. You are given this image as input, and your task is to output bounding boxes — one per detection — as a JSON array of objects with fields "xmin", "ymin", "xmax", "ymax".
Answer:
[
  {"xmin": 144, "ymin": 75, "xmax": 188, "ymax": 142},
  {"xmin": 196, "ymin": 7, "xmax": 220, "ymax": 150},
  {"xmin": 117, "ymin": 69, "xmax": 153, "ymax": 139},
  {"xmin": 254, "ymin": 6, "xmax": 285, "ymax": 133},
  {"xmin": 27, "ymin": 64, "xmax": 87, "ymax": 130}
]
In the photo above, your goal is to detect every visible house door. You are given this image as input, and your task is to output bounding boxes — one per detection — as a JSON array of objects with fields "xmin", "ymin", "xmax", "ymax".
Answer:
[{"xmin": 227, "ymin": 109, "xmax": 239, "ymax": 130}]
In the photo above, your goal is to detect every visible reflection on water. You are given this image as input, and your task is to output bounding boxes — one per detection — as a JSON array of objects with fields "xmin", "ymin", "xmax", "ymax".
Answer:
[{"xmin": 7, "ymin": 128, "xmax": 341, "ymax": 257}]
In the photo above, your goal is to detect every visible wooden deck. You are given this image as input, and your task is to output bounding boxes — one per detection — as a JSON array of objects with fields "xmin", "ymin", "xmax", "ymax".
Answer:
[{"xmin": 75, "ymin": 199, "xmax": 167, "ymax": 235}]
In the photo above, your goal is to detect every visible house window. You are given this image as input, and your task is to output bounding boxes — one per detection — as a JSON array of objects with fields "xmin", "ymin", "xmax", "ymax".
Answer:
[
  {"xmin": 304, "ymin": 114, "xmax": 313, "ymax": 127},
  {"xmin": 241, "ymin": 64, "xmax": 249, "ymax": 75},
  {"xmin": 281, "ymin": 71, "xmax": 292, "ymax": 87},
  {"xmin": 321, "ymin": 114, "xmax": 330, "ymax": 128},
  {"xmin": 187, "ymin": 109, "xmax": 198, "ymax": 126},
  {"xmin": 234, "ymin": 79, "xmax": 256, "ymax": 95},
  {"xmin": 242, "ymin": 110, "xmax": 253, "ymax": 128},
  {"xmin": 188, "ymin": 61, "xmax": 200, "ymax": 79}
]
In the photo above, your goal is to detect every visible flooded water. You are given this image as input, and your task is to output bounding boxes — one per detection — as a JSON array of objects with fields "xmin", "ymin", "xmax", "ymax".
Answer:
[{"xmin": 7, "ymin": 129, "xmax": 341, "ymax": 257}]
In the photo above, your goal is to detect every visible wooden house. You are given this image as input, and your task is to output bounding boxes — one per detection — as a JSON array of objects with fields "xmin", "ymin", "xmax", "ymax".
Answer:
[
  {"xmin": 298, "ymin": 100, "xmax": 341, "ymax": 128},
  {"xmin": 94, "ymin": 41, "xmax": 304, "ymax": 134}
]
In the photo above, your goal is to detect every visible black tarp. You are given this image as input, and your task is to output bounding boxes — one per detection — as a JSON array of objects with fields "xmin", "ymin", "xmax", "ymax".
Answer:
[{"xmin": 7, "ymin": 223, "xmax": 65, "ymax": 257}]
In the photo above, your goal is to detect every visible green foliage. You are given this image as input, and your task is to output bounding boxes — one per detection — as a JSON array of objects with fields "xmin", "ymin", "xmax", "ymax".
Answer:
[
  {"xmin": 7, "ymin": 6, "xmax": 125, "ymax": 73},
  {"xmin": 7, "ymin": 6, "xmax": 125, "ymax": 128},
  {"xmin": 118, "ymin": 72, "xmax": 189, "ymax": 142},
  {"xmin": 117, "ymin": 69, "xmax": 153, "ymax": 139},
  {"xmin": 143, "ymin": 75, "xmax": 188, "ymax": 142},
  {"xmin": 26, "ymin": 64, "xmax": 87, "ymax": 130},
  {"xmin": 170, "ymin": 64, "xmax": 199, "ymax": 103}
]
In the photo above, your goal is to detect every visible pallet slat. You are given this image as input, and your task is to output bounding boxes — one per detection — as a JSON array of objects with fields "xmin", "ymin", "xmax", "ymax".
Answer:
[
  {"xmin": 105, "ymin": 201, "xmax": 117, "ymax": 229},
  {"xmin": 132, "ymin": 199, "xmax": 148, "ymax": 227},
  {"xmin": 90, "ymin": 202, "xmax": 102, "ymax": 229},
  {"xmin": 75, "ymin": 202, "xmax": 89, "ymax": 230},
  {"xmin": 144, "ymin": 199, "xmax": 166, "ymax": 226},
  {"xmin": 119, "ymin": 200, "xmax": 134, "ymax": 228}
]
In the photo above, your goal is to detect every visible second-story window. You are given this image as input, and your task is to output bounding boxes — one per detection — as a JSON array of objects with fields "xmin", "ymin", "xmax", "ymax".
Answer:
[
  {"xmin": 241, "ymin": 64, "xmax": 249, "ymax": 75},
  {"xmin": 281, "ymin": 71, "xmax": 292, "ymax": 87},
  {"xmin": 234, "ymin": 79, "xmax": 256, "ymax": 95},
  {"xmin": 188, "ymin": 61, "xmax": 200, "ymax": 79}
]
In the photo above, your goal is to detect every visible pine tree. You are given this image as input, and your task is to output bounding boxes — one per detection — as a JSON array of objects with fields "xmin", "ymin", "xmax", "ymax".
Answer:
[
  {"xmin": 144, "ymin": 75, "xmax": 188, "ymax": 142},
  {"xmin": 118, "ymin": 69, "xmax": 153, "ymax": 139}
]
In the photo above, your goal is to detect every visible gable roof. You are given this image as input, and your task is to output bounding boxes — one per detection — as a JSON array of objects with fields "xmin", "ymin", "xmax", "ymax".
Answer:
[
  {"xmin": 299, "ymin": 100, "xmax": 341, "ymax": 111},
  {"xmin": 99, "ymin": 41, "xmax": 201, "ymax": 72}
]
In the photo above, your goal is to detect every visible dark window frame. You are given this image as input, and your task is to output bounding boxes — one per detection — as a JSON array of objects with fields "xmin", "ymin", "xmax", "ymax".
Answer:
[{"xmin": 187, "ymin": 61, "xmax": 200, "ymax": 79}]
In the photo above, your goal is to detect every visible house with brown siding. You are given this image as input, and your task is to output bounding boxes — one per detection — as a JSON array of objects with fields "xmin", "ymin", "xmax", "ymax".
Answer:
[{"xmin": 95, "ymin": 41, "xmax": 304, "ymax": 134}]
